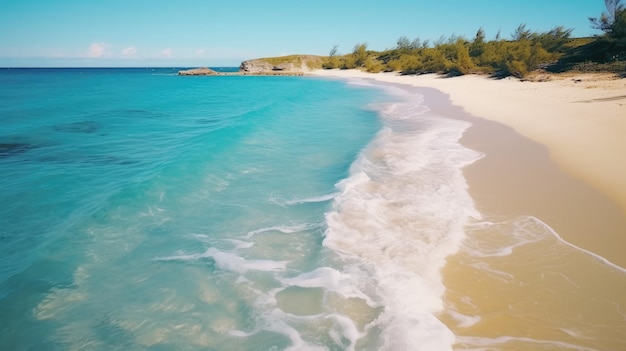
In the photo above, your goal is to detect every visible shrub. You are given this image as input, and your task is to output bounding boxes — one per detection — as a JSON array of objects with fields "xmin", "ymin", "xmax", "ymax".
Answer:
[
  {"xmin": 386, "ymin": 54, "xmax": 423, "ymax": 73},
  {"xmin": 322, "ymin": 56, "xmax": 340, "ymax": 69},
  {"xmin": 421, "ymin": 48, "xmax": 452, "ymax": 73},
  {"xmin": 352, "ymin": 43, "xmax": 369, "ymax": 67},
  {"xmin": 505, "ymin": 60, "xmax": 529, "ymax": 78},
  {"xmin": 365, "ymin": 57, "xmax": 385, "ymax": 73},
  {"xmin": 340, "ymin": 56, "xmax": 356, "ymax": 69},
  {"xmin": 450, "ymin": 39, "xmax": 475, "ymax": 74}
]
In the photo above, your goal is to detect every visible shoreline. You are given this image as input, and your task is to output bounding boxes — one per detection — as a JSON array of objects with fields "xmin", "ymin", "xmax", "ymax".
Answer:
[
  {"xmin": 309, "ymin": 69, "xmax": 626, "ymax": 269},
  {"xmin": 309, "ymin": 69, "xmax": 626, "ymax": 213}
]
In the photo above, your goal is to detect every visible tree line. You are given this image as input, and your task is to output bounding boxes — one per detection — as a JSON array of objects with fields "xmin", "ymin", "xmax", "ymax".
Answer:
[{"xmin": 322, "ymin": 0, "xmax": 626, "ymax": 77}]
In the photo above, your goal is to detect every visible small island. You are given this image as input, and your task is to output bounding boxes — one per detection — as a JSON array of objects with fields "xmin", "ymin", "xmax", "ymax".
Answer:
[{"xmin": 177, "ymin": 67, "xmax": 218, "ymax": 76}]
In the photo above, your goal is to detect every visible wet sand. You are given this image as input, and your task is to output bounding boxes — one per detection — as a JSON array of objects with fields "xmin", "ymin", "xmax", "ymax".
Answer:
[
  {"xmin": 420, "ymin": 87, "xmax": 626, "ymax": 350},
  {"xmin": 421, "ymin": 86, "xmax": 626, "ymax": 269}
]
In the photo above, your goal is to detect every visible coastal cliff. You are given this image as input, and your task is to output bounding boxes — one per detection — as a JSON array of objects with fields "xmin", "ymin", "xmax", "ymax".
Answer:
[
  {"xmin": 177, "ymin": 55, "xmax": 325, "ymax": 76},
  {"xmin": 239, "ymin": 55, "xmax": 324, "ymax": 75}
]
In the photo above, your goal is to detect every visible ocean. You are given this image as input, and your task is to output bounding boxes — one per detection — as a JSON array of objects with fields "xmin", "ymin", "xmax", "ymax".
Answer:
[{"xmin": 0, "ymin": 68, "xmax": 624, "ymax": 351}]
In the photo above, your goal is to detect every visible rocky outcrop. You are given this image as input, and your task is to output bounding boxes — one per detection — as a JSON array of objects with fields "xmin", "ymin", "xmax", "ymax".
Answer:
[
  {"xmin": 239, "ymin": 60, "xmax": 276, "ymax": 73},
  {"xmin": 238, "ymin": 60, "xmax": 306, "ymax": 73},
  {"xmin": 177, "ymin": 56, "xmax": 324, "ymax": 77},
  {"xmin": 177, "ymin": 67, "xmax": 218, "ymax": 76},
  {"xmin": 239, "ymin": 55, "xmax": 324, "ymax": 75}
]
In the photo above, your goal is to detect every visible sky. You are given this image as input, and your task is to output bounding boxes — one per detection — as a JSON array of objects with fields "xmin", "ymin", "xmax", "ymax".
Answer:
[{"xmin": 0, "ymin": 0, "xmax": 610, "ymax": 67}]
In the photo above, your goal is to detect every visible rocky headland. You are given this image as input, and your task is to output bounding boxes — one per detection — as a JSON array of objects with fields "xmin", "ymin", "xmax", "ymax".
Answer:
[
  {"xmin": 239, "ymin": 55, "xmax": 323, "ymax": 75},
  {"xmin": 177, "ymin": 55, "xmax": 324, "ymax": 76}
]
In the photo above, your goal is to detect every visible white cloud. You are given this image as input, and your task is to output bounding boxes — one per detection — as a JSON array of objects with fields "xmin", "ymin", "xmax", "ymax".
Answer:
[
  {"xmin": 159, "ymin": 48, "xmax": 172, "ymax": 58},
  {"xmin": 122, "ymin": 46, "xmax": 138, "ymax": 57},
  {"xmin": 87, "ymin": 42, "xmax": 110, "ymax": 58},
  {"xmin": 195, "ymin": 49, "xmax": 206, "ymax": 57}
]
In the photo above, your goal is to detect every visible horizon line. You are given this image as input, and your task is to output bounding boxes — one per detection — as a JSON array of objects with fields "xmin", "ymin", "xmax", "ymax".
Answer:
[{"xmin": 0, "ymin": 66, "xmax": 241, "ymax": 69}]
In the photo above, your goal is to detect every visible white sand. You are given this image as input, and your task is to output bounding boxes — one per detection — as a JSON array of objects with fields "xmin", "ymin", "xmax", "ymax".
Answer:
[{"xmin": 310, "ymin": 69, "xmax": 626, "ymax": 215}]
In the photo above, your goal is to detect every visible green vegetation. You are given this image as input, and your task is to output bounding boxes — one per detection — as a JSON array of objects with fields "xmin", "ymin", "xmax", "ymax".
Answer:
[
  {"xmin": 321, "ymin": 26, "xmax": 572, "ymax": 78},
  {"xmin": 258, "ymin": 55, "xmax": 324, "ymax": 69},
  {"xmin": 319, "ymin": 1, "xmax": 625, "ymax": 78},
  {"xmin": 548, "ymin": 0, "xmax": 626, "ymax": 73},
  {"xmin": 588, "ymin": 0, "xmax": 626, "ymax": 61},
  {"xmin": 250, "ymin": 2, "xmax": 624, "ymax": 78}
]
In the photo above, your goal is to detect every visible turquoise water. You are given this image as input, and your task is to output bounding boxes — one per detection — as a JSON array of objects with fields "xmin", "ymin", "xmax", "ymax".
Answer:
[{"xmin": 0, "ymin": 68, "xmax": 479, "ymax": 350}]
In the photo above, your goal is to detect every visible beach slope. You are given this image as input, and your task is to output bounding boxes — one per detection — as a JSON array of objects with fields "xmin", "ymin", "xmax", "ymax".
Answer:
[
  {"xmin": 310, "ymin": 69, "xmax": 626, "ymax": 268},
  {"xmin": 311, "ymin": 70, "xmax": 626, "ymax": 214}
]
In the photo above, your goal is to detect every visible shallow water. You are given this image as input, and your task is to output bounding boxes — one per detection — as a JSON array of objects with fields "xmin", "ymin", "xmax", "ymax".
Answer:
[{"xmin": 1, "ymin": 68, "xmax": 624, "ymax": 350}]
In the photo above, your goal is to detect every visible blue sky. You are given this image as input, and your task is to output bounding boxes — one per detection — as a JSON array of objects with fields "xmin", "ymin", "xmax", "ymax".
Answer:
[{"xmin": 0, "ymin": 0, "xmax": 609, "ymax": 67}]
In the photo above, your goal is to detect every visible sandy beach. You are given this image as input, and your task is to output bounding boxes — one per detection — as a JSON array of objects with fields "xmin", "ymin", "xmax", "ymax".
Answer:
[
  {"xmin": 310, "ymin": 69, "xmax": 626, "ymax": 349},
  {"xmin": 311, "ymin": 69, "xmax": 626, "ymax": 268},
  {"xmin": 311, "ymin": 70, "xmax": 626, "ymax": 211}
]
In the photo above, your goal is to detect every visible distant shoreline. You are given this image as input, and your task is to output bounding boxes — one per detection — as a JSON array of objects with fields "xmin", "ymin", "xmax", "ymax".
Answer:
[
  {"xmin": 178, "ymin": 63, "xmax": 310, "ymax": 76},
  {"xmin": 0, "ymin": 66, "xmax": 306, "ymax": 76},
  {"xmin": 178, "ymin": 70, "xmax": 305, "ymax": 77}
]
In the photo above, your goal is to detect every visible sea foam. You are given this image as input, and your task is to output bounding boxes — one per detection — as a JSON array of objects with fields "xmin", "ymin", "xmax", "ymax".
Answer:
[
  {"xmin": 323, "ymin": 81, "xmax": 482, "ymax": 350},
  {"xmin": 1, "ymin": 70, "xmax": 487, "ymax": 350}
]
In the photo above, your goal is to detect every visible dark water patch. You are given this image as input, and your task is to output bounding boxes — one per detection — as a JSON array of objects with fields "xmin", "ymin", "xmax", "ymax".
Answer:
[
  {"xmin": 0, "ymin": 142, "xmax": 38, "ymax": 158},
  {"xmin": 195, "ymin": 118, "xmax": 220, "ymax": 125},
  {"xmin": 89, "ymin": 109, "xmax": 169, "ymax": 120},
  {"xmin": 193, "ymin": 118, "xmax": 231, "ymax": 129},
  {"xmin": 88, "ymin": 156, "xmax": 136, "ymax": 166},
  {"xmin": 92, "ymin": 315, "xmax": 138, "ymax": 349},
  {"xmin": 90, "ymin": 155, "xmax": 139, "ymax": 166},
  {"xmin": 36, "ymin": 153, "xmax": 139, "ymax": 167},
  {"xmin": 118, "ymin": 109, "xmax": 166, "ymax": 118},
  {"xmin": 53, "ymin": 120, "xmax": 101, "ymax": 133},
  {"xmin": 0, "ymin": 135, "xmax": 60, "ymax": 161},
  {"xmin": 0, "ymin": 257, "xmax": 78, "ymax": 348}
]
